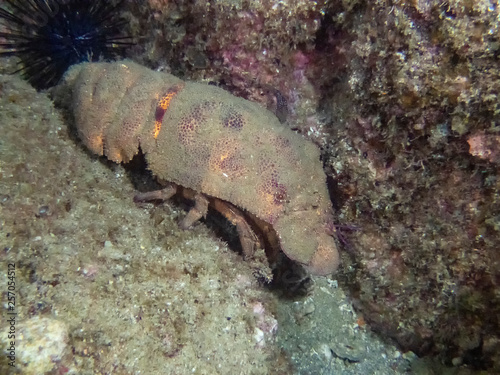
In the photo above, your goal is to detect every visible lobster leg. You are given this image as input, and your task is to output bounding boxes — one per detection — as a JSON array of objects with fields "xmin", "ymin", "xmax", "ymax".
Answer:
[
  {"xmin": 133, "ymin": 184, "xmax": 177, "ymax": 202},
  {"xmin": 179, "ymin": 193, "xmax": 209, "ymax": 229},
  {"xmin": 211, "ymin": 199, "xmax": 260, "ymax": 259},
  {"xmin": 135, "ymin": 184, "xmax": 261, "ymax": 259}
]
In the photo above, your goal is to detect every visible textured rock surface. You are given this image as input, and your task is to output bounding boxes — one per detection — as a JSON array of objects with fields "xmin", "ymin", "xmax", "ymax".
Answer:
[
  {"xmin": 0, "ymin": 73, "xmax": 286, "ymax": 374},
  {"xmin": 122, "ymin": 1, "xmax": 500, "ymax": 370},
  {"xmin": 0, "ymin": 56, "xmax": 484, "ymax": 375},
  {"xmin": 0, "ymin": 317, "xmax": 67, "ymax": 375},
  {"xmin": 0, "ymin": 66, "xmax": 454, "ymax": 375},
  {"xmin": 2, "ymin": 0, "xmax": 500, "ymax": 371}
]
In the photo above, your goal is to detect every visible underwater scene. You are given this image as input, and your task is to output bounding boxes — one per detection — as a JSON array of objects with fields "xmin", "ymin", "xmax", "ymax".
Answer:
[{"xmin": 0, "ymin": 0, "xmax": 499, "ymax": 374}]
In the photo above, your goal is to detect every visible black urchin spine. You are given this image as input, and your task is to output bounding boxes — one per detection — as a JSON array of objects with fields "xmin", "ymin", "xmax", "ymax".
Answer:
[{"xmin": 0, "ymin": 0, "xmax": 132, "ymax": 90}]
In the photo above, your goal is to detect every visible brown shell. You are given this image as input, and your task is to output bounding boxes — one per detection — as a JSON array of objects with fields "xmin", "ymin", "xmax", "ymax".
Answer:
[{"xmin": 60, "ymin": 61, "xmax": 339, "ymax": 275}]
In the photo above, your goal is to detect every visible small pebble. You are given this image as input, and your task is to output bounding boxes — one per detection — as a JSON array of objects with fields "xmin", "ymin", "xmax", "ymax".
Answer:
[
  {"xmin": 37, "ymin": 205, "xmax": 50, "ymax": 217},
  {"xmin": 329, "ymin": 341, "xmax": 363, "ymax": 362},
  {"xmin": 452, "ymin": 357, "xmax": 463, "ymax": 366}
]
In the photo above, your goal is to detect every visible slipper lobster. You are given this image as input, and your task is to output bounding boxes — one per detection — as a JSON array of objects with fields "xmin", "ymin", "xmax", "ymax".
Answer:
[{"xmin": 57, "ymin": 60, "xmax": 339, "ymax": 275}]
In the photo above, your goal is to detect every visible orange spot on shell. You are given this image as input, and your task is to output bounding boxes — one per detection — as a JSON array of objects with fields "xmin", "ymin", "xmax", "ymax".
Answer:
[
  {"xmin": 154, "ymin": 83, "xmax": 184, "ymax": 139},
  {"xmin": 208, "ymin": 138, "xmax": 246, "ymax": 179}
]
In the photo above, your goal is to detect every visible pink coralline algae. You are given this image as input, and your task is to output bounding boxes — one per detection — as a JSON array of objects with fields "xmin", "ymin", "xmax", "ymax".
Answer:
[
  {"xmin": 467, "ymin": 132, "xmax": 500, "ymax": 164},
  {"xmin": 252, "ymin": 301, "xmax": 278, "ymax": 348},
  {"xmin": 127, "ymin": 0, "xmax": 336, "ymax": 144}
]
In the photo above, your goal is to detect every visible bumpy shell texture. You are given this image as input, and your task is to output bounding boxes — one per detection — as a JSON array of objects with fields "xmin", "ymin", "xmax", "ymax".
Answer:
[{"xmin": 60, "ymin": 60, "xmax": 339, "ymax": 275}]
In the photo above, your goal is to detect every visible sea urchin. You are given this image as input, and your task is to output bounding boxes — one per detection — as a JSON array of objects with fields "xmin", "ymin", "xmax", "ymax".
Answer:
[{"xmin": 0, "ymin": 0, "xmax": 131, "ymax": 90}]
